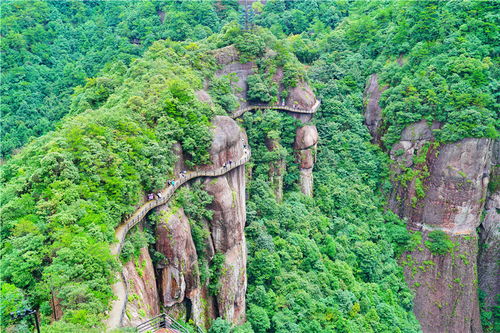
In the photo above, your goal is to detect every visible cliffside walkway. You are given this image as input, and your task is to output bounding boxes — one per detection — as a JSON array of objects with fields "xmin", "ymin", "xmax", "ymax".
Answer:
[
  {"xmin": 107, "ymin": 99, "xmax": 321, "ymax": 330},
  {"xmin": 230, "ymin": 100, "xmax": 321, "ymax": 119},
  {"xmin": 107, "ymin": 150, "xmax": 251, "ymax": 329}
]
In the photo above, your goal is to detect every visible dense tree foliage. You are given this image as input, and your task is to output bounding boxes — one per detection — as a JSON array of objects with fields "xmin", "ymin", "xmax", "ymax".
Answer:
[
  {"xmin": 0, "ymin": 0, "xmax": 239, "ymax": 157},
  {"xmin": 242, "ymin": 95, "xmax": 419, "ymax": 332},
  {"xmin": 257, "ymin": 0, "xmax": 498, "ymax": 147}
]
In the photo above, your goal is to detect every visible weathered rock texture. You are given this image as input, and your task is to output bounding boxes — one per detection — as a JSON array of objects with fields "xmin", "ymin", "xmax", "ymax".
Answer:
[
  {"xmin": 203, "ymin": 167, "xmax": 247, "ymax": 325},
  {"xmin": 362, "ymin": 67, "xmax": 497, "ymax": 332},
  {"xmin": 401, "ymin": 233, "xmax": 482, "ymax": 333},
  {"xmin": 384, "ymin": 119, "xmax": 493, "ymax": 333},
  {"xmin": 156, "ymin": 207, "xmax": 198, "ymax": 308},
  {"xmin": 201, "ymin": 116, "xmax": 247, "ymax": 325},
  {"xmin": 155, "ymin": 206, "xmax": 215, "ymax": 327},
  {"xmin": 389, "ymin": 124, "xmax": 492, "ymax": 233},
  {"xmin": 478, "ymin": 140, "xmax": 499, "ymax": 317},
  {"xmin": 122, "ymin": 247, "xmax": 160, "ymax": 327},
  {"xmin": 363, "ymin": 74, "xmax": 388, "ymax": 144},
  {"xmin": 295, "ymin": 125, "xmax": 318, "ymax": 196}
]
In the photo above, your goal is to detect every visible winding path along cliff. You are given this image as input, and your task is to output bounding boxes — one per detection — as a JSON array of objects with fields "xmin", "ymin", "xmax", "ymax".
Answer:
[{"xmin": 106, "ymin": 97, "xmax": 320, "ymax": 329}]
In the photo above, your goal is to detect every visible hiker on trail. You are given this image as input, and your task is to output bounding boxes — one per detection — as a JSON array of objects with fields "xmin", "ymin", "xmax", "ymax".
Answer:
[
  {"xmin": 229, "ymin": 160, "xmax": 233, "ymax": 166},
  {"xmin": 157, "ymin": 192, "xmax": 162, "ymax": 199},
  {"xmin": 148, "ymin": 193, "xmax": 154, "ymax": 200},
  {"xmin": 223, "ymin": 162, "xmax": 227, "ymax": 169},
  {"xmin": 172, "ymin": 180, "xmax": 176, "ymax": 186}
]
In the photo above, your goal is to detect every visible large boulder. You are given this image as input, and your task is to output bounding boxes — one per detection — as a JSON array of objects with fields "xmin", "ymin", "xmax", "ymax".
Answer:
[
  {"xmin": 156, "ymin": 207, "xmax": 199, "ymax": 307},
  {"xmin": 294, "ymin": 125, "xmax": 318, "ymax": 150}
]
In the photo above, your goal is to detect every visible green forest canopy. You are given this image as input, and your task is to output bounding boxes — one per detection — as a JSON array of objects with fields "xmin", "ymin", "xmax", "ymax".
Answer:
[{"xmin": 1, "ymin": 0, "xmax": 498, "ymax": 332}]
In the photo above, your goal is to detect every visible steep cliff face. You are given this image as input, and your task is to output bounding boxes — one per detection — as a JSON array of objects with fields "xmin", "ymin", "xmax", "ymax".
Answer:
[
  {"xmin": 363, "ymin": 74, "xmax": 388, "ymax": 144},
  {"xmin": 203, "ymin": 168, "xmax": 247, "ymax": 325},
  {"xmin": 478, "ymin": 140, "xmax": 499, "ymax": 318},
  {"xmin": 202, "ymin": 116, "xmax": 247, "ymax": 325},
  {"xmin": 364, "ymin": 74, "xmax": 495, "ymax": 332},
  {"xmin": 387, "ymin": 120, "xmax": 492, "ymax": 332},
  {"xmin": 294, "ymin": 125, "xmax": 318, "ymax": 197},
  {"xmin": 122, "ymin": 247, "xmax": 160, "ymax": 327},
  {"xmin": 155, "ymin": 206, "xmax": 215, "ymax": 327}
]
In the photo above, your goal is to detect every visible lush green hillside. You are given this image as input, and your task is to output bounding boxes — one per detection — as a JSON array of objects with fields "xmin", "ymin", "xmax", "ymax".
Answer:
[
  {"xmin": 0, "ymin": 39, "xmax": 219, "ymax": 330},
  {"xmin": 0, "ymin": 0, "xmax": 238, "ymax": 157}
]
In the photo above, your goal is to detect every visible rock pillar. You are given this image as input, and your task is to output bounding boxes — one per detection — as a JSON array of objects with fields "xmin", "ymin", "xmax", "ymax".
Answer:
[{"xmin": 294, "ymin": 125, "xmax": 318, "ymax": 196}]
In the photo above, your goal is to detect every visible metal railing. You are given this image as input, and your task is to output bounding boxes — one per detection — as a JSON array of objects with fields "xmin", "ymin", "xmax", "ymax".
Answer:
[
  {"xmin": 136, "ymin": 313, "xmax": 189, "ymax": 333},
  {"xmin": 230, "ymin": 99, "xmax": 321, "ymax": 119}
]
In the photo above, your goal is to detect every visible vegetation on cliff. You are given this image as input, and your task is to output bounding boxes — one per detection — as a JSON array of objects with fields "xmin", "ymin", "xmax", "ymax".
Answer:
[{"xmin": 1, "ymin": 0, "xmax": 498, "ymax": 332}]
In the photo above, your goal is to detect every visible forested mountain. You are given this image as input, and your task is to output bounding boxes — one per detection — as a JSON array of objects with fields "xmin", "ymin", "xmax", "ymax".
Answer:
[{"xmin": 1, "ymin": 1, "xmax": 498, "ymax": 333}]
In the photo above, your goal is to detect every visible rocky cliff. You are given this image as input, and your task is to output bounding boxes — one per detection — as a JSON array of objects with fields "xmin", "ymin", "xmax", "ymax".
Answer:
[
  {"xmin": 364, "ymin": 75, "xmax": 496, "ymax": 332},
  {"xmin": 122, "ymin": 246, "xmax": 160, "ymax": 327},
  {"xmin": 122, "ymin": 116, "xmax": 247, "ymax": 329},
  {"xmin": 389, "ymin": 121, "xmax": 492, "ymax": 333},
  {"xmin": 478, "ymin": 140, "xmax": 499, "ymax": 322}
]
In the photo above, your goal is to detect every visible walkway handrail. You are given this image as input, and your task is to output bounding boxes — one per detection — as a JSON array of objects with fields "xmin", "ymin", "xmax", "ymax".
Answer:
[
  {"xmin": 136, "ymin": 313, "xmax": 190, "ymax": 333},
  {"xmin": 113, "ymin": 150, "xmax": 251, "ymax": 256},
  {"xmin": 230, "ymin": 100, "xmax": 321, "ymax": 119}
]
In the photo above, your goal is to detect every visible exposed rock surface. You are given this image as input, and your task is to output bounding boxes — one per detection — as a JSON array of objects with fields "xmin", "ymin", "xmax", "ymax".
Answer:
[
  {"xmin": 122, "ymin": 115, "xmax": 247, "ymax": 329},
  {"xmin": 363, "ymin": 74, "xmax": 388, "ymax": 143},
  {"xmin": 204, "ymin": 116, "xmax": 245, "ymax": 169},
  {"xmin": 286, "ymin": 81, "xmax": 316, "ymax": 110},
  {"xmin": 203, "ymin": 165, "xmax": 247, "ymax": 325},
  {"xmin": 295, "ymin": 125, "xmax": 319, "ymax": 150},
  {"xmin": 402, "ymin": 233, "xmax": 482, "ymax": 333},
  {"xmin": 156, "ymin": 207, "xmax": 198, "ymax": 308},
  {"xmin": 478, "ymin": 140, "xmax": 499, "ymax": 316},
  {"xmin": 390, "ymin": 125, "xmax": 492, "ymax": 233},
  {"xmin": 122, "ymin": 247, "xmax": 160, "ymax": 327},
  {"xmin": 384, "ymin": 119, "xmax": 493, "ymax": 333},
  {"xmin": 295, "ymin": 125, "xmax": 318, "ymax": 196},
  {"xmin": 362, "ymin": 68, "xmax": 496, "ymax": 332}
]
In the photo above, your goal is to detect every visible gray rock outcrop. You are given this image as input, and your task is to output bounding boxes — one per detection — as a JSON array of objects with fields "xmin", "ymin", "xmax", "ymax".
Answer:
[
  {"xmin": 295, "ymin": 125, "xmax": 318, "ymax": 196},
  {"xmin": 363, "ymin": 74, "xmax": 388, "ymax": 143}
]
